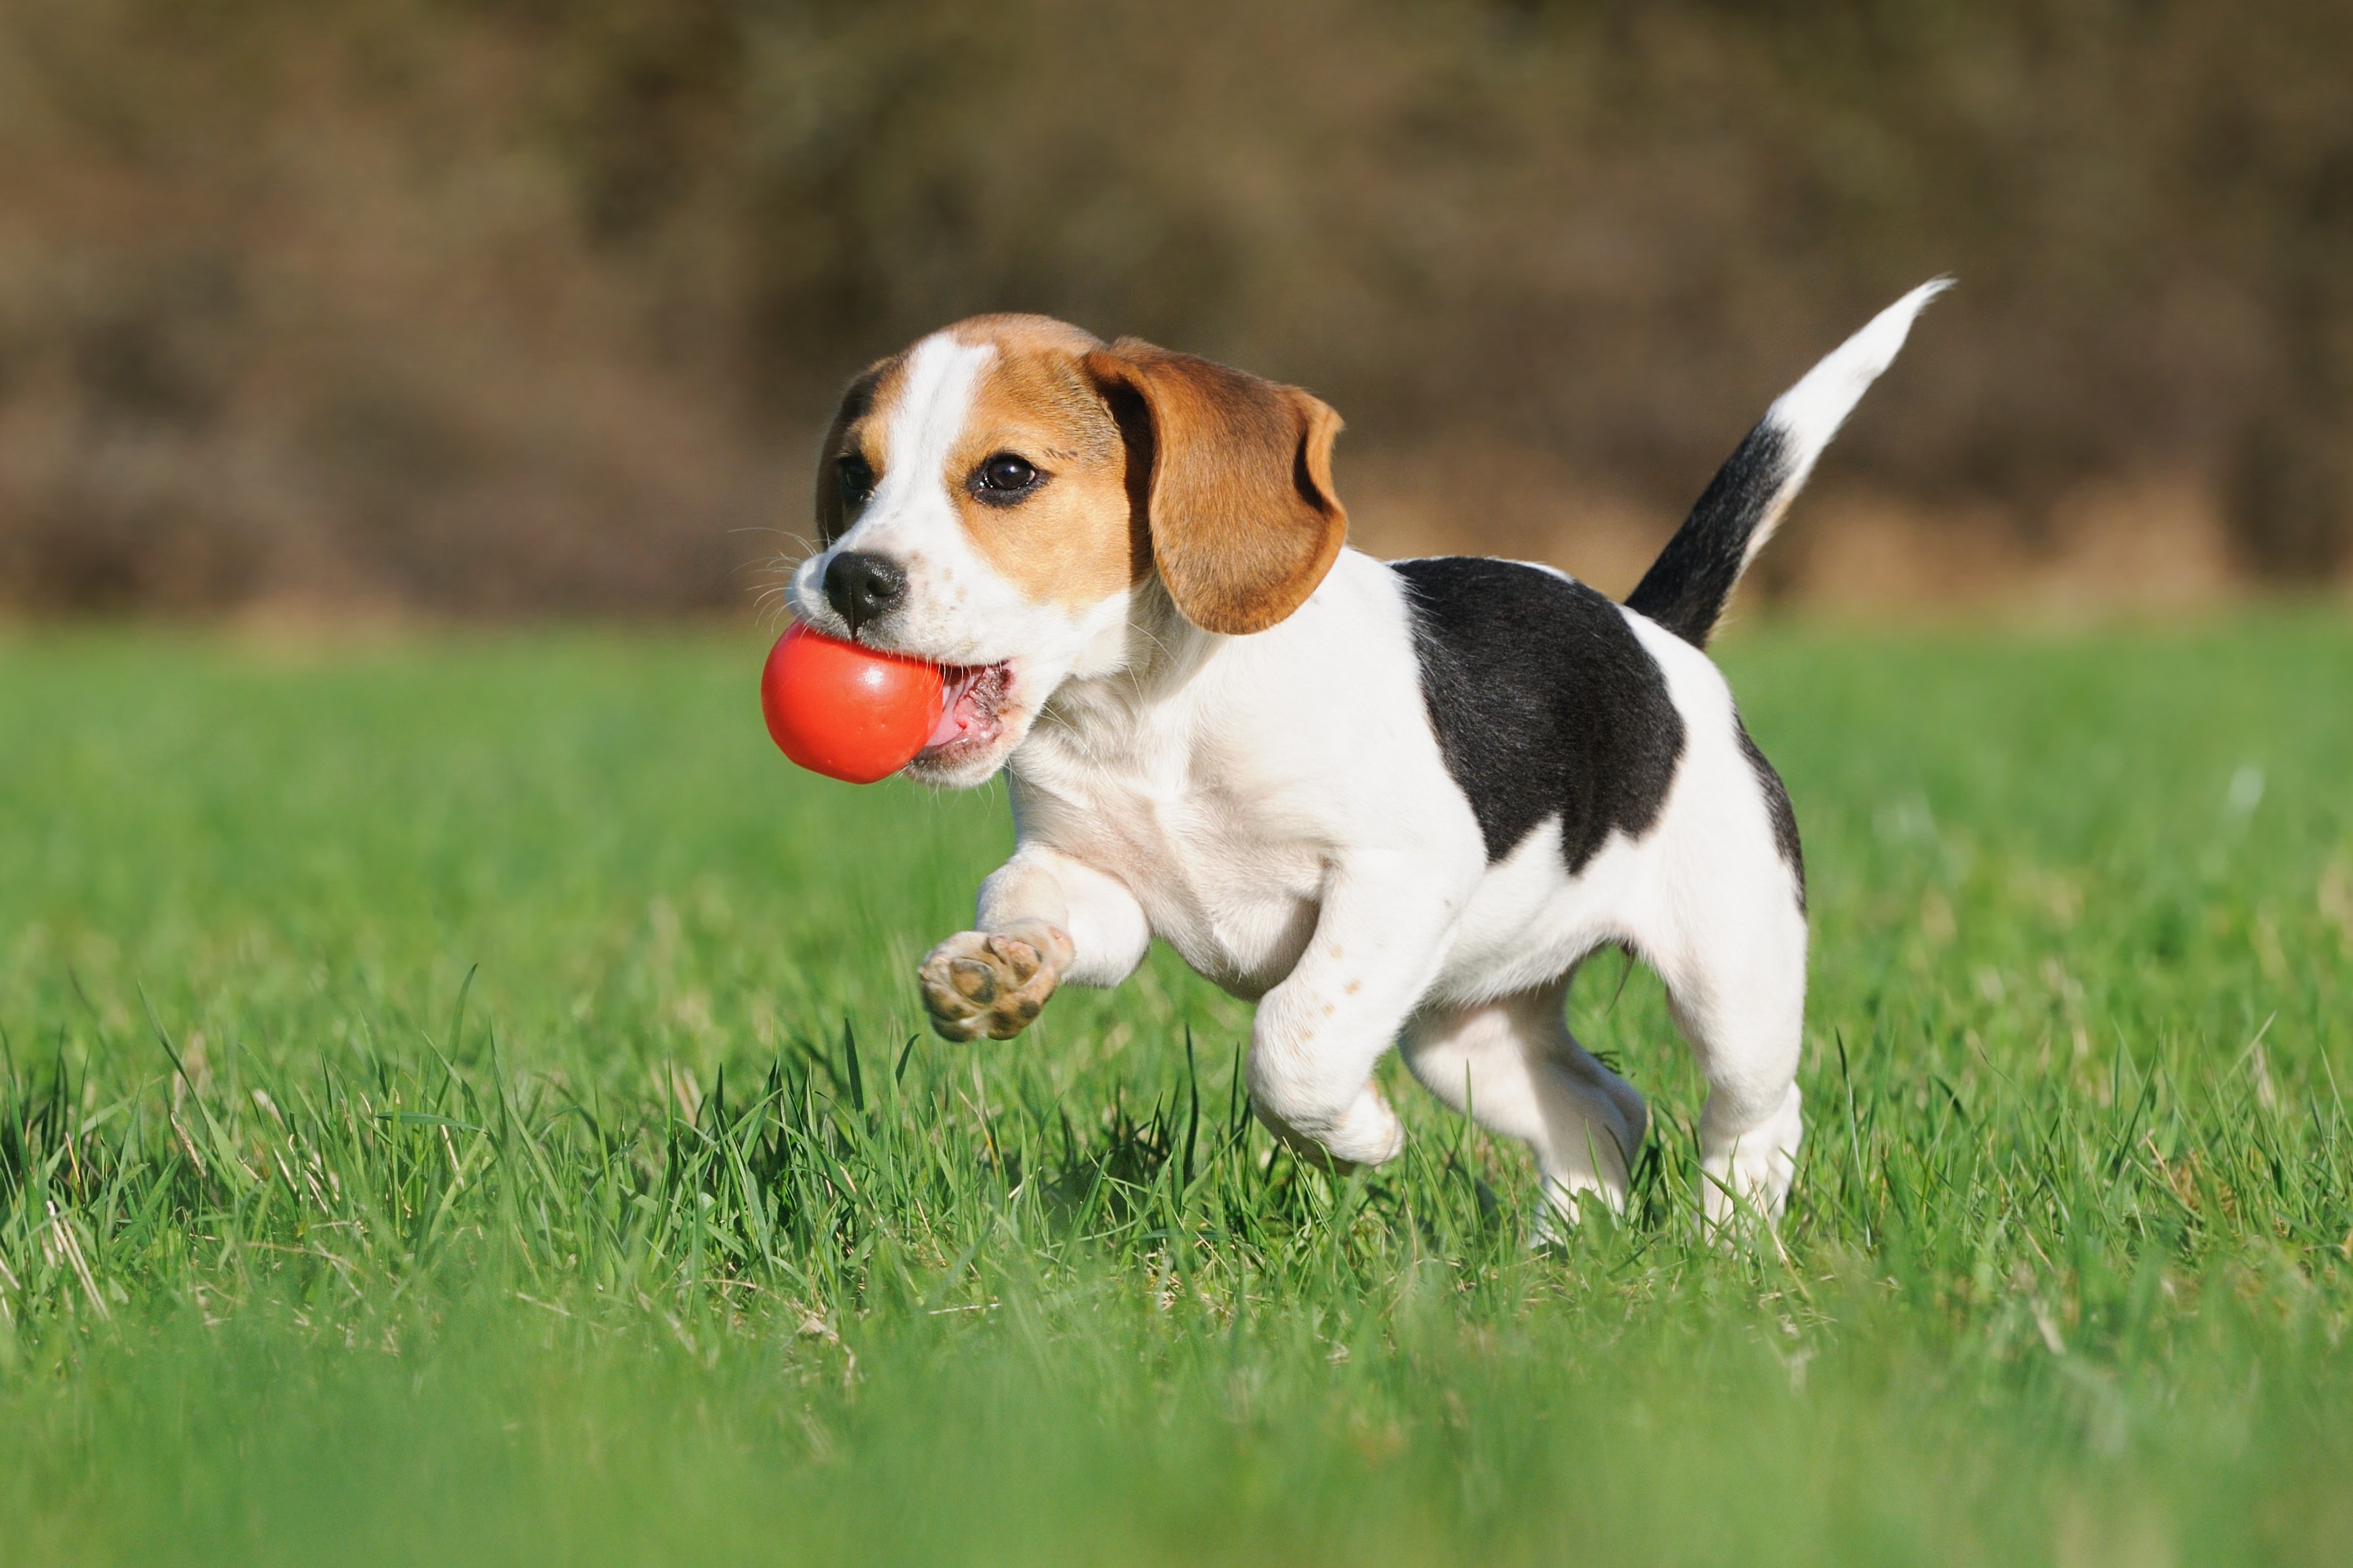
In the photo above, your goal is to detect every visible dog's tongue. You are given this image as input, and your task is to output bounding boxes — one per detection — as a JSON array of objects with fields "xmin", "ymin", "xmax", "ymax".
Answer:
[{"xmin": 926, "ymin": 672, "xmax": 978, "ymax": 748}]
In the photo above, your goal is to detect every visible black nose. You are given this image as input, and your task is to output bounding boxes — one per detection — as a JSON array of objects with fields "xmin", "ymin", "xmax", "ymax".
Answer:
[{"xmin": 822, "ymin": 551, "xmax": 908, "ymax": 639}]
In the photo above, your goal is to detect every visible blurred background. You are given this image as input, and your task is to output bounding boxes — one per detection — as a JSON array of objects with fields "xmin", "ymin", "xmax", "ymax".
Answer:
[{"xmin": 1, "ymin": 0, "xmax": 2348, "ymax": 620}]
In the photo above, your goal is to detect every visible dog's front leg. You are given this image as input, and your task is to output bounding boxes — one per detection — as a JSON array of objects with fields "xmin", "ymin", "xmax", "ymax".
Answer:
[
  {"xmin": 918, "ymin": 844, "xmax": 1150, "ymax": 1041},
  {"xmin": 1246, "ymin": 857, "xmax": 1464, "ymax": 1169}
]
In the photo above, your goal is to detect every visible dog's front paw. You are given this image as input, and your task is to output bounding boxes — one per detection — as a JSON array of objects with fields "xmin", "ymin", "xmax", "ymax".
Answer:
[{"xmin": 918, "ymin": 922, "xmax": 1070, "ymax": 1041}]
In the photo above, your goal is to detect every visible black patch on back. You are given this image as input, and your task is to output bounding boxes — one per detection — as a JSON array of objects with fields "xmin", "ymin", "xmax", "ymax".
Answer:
[
  {"xmin": 1624, "ymin": 421, "xmax": 1790, "ymax": 648},
  {"xmin": 1735, "ymin": 716, "xmax": 1806, "ymax": 914},
  {"xmin": 1396, "ymin": 558, "xmax": 1685, "ymax": 874}
]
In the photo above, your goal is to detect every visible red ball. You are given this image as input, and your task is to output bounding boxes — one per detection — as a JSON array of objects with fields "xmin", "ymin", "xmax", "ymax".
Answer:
[{"xmin": 760, "ymin": 623, "xmax": 945, "ymax": 784}]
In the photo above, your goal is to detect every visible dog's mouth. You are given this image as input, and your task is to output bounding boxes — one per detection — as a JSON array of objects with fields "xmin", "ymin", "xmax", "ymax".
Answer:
[{"xmin": 915, "ymin": 660, "xmax": 1013, "ymax": 768}]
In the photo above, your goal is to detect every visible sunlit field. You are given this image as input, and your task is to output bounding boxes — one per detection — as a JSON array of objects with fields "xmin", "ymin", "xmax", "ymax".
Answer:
[{"xmin": 1, "ymin": 617, "xmax": 2348, "ymax": 1566}]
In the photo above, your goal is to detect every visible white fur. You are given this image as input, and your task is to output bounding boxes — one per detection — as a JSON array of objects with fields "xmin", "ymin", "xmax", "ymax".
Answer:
[
  {"xmin": 983, "ymin": 557, "xmax": 1809, "ymax": 1221},
  {"xmin": 820, "ymin": 293, "xmax": 1935, "ymax": 1228},
  {"xmin": 1741, "ymin": 277, "xmax": 1951, "ymax": 567}
]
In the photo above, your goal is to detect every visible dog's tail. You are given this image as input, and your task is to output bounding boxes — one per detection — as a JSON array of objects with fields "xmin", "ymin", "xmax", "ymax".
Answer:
[{"xmin": 1625, "ymin": 278, "xmax": 1950, "ymax": 646}]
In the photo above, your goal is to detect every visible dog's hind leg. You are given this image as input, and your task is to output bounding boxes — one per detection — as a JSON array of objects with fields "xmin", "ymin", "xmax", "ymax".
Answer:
[
  {"xmin": 1401, "ymin": 976, "xmax": 1648, "ymax": 1219},
  {"xmin": 1652, "ymin": 889, "xmax": 1809, "ymax": 1228}
]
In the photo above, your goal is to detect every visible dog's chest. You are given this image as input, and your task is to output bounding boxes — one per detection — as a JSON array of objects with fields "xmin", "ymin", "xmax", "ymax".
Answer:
[{"xmin": 1012, "ymin": 735, "xmax": 1326, "ymax": 1000}]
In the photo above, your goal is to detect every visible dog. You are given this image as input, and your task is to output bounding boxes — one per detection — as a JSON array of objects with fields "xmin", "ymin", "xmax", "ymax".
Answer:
[{"xmin": 786, "ymin": 281, "xmax": 1945, "ymax": 1226}]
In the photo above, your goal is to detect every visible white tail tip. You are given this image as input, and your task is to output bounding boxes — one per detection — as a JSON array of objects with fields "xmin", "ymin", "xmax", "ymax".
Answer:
[{"xmin": 1765, "ymin": 277, "xmax": 1952, "ymax": 455}]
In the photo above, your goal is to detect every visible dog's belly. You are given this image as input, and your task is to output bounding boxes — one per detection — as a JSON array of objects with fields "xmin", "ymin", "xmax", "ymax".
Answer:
[{"xmin": 1424, "ymin": 814, "xmax": 1661, "ymax": 1006}]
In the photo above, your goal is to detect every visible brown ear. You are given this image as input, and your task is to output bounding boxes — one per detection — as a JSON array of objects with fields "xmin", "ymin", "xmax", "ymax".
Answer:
[
  {"xmin": 1084, "ymin": 340, "xmax": 1346, "ymax": 635},
  {"xmin": 814, "ymin": 365, "xmax": 885, "ymax": 545}
]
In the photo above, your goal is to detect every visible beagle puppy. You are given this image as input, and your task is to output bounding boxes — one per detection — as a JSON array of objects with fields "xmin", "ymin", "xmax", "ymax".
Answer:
[{"xmin": 787, "ymin": 282, "xmax": 1945, "ymax": 1226}]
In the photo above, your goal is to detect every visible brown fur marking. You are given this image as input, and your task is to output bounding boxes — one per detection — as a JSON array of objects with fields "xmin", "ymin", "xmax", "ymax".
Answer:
[
  {"xmin": 814, "ymin": 313, "xmax": 1347, "ymax": 631},
  {"xmin": 946, "ymin": 317, "xmax": 1140, "ymax": 608},
  {"xmin": 1084, "ymin": 341, "xmax": 1346, "ymax": 635},
  {"xmin": 814, "ymin": 354, "xmax": 908, "ymax": 545}
]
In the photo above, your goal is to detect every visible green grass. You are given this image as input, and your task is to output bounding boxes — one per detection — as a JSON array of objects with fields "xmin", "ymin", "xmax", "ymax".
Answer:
[{"xmin": 1, "ymin": 615, "xmax": 2349, "ymax": 1566}]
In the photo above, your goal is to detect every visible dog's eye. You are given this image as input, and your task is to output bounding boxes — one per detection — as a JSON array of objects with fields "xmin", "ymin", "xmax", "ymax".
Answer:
[
  {"xmin": 971, "ymin": 452, "xmax": 1042, "ymax": 504},
  {"xmin": 837, "ymin": 453, "xmax": 877, "ymax": 508},
  {"xmin": 981, "ymin": 454, "xmax": 1035, "ymax": 490}
]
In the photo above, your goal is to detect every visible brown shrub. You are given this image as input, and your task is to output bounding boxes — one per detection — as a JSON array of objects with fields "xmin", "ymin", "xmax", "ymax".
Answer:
[{"xmin": 1, "ymin": 0, "xmax": 2348, "ymax": 614}]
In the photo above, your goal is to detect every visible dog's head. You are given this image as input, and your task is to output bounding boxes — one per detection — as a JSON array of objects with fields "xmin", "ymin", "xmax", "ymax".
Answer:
[{"xmin": 786, "ymin": 315, "xmax": 1347, "ymax": 786}]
